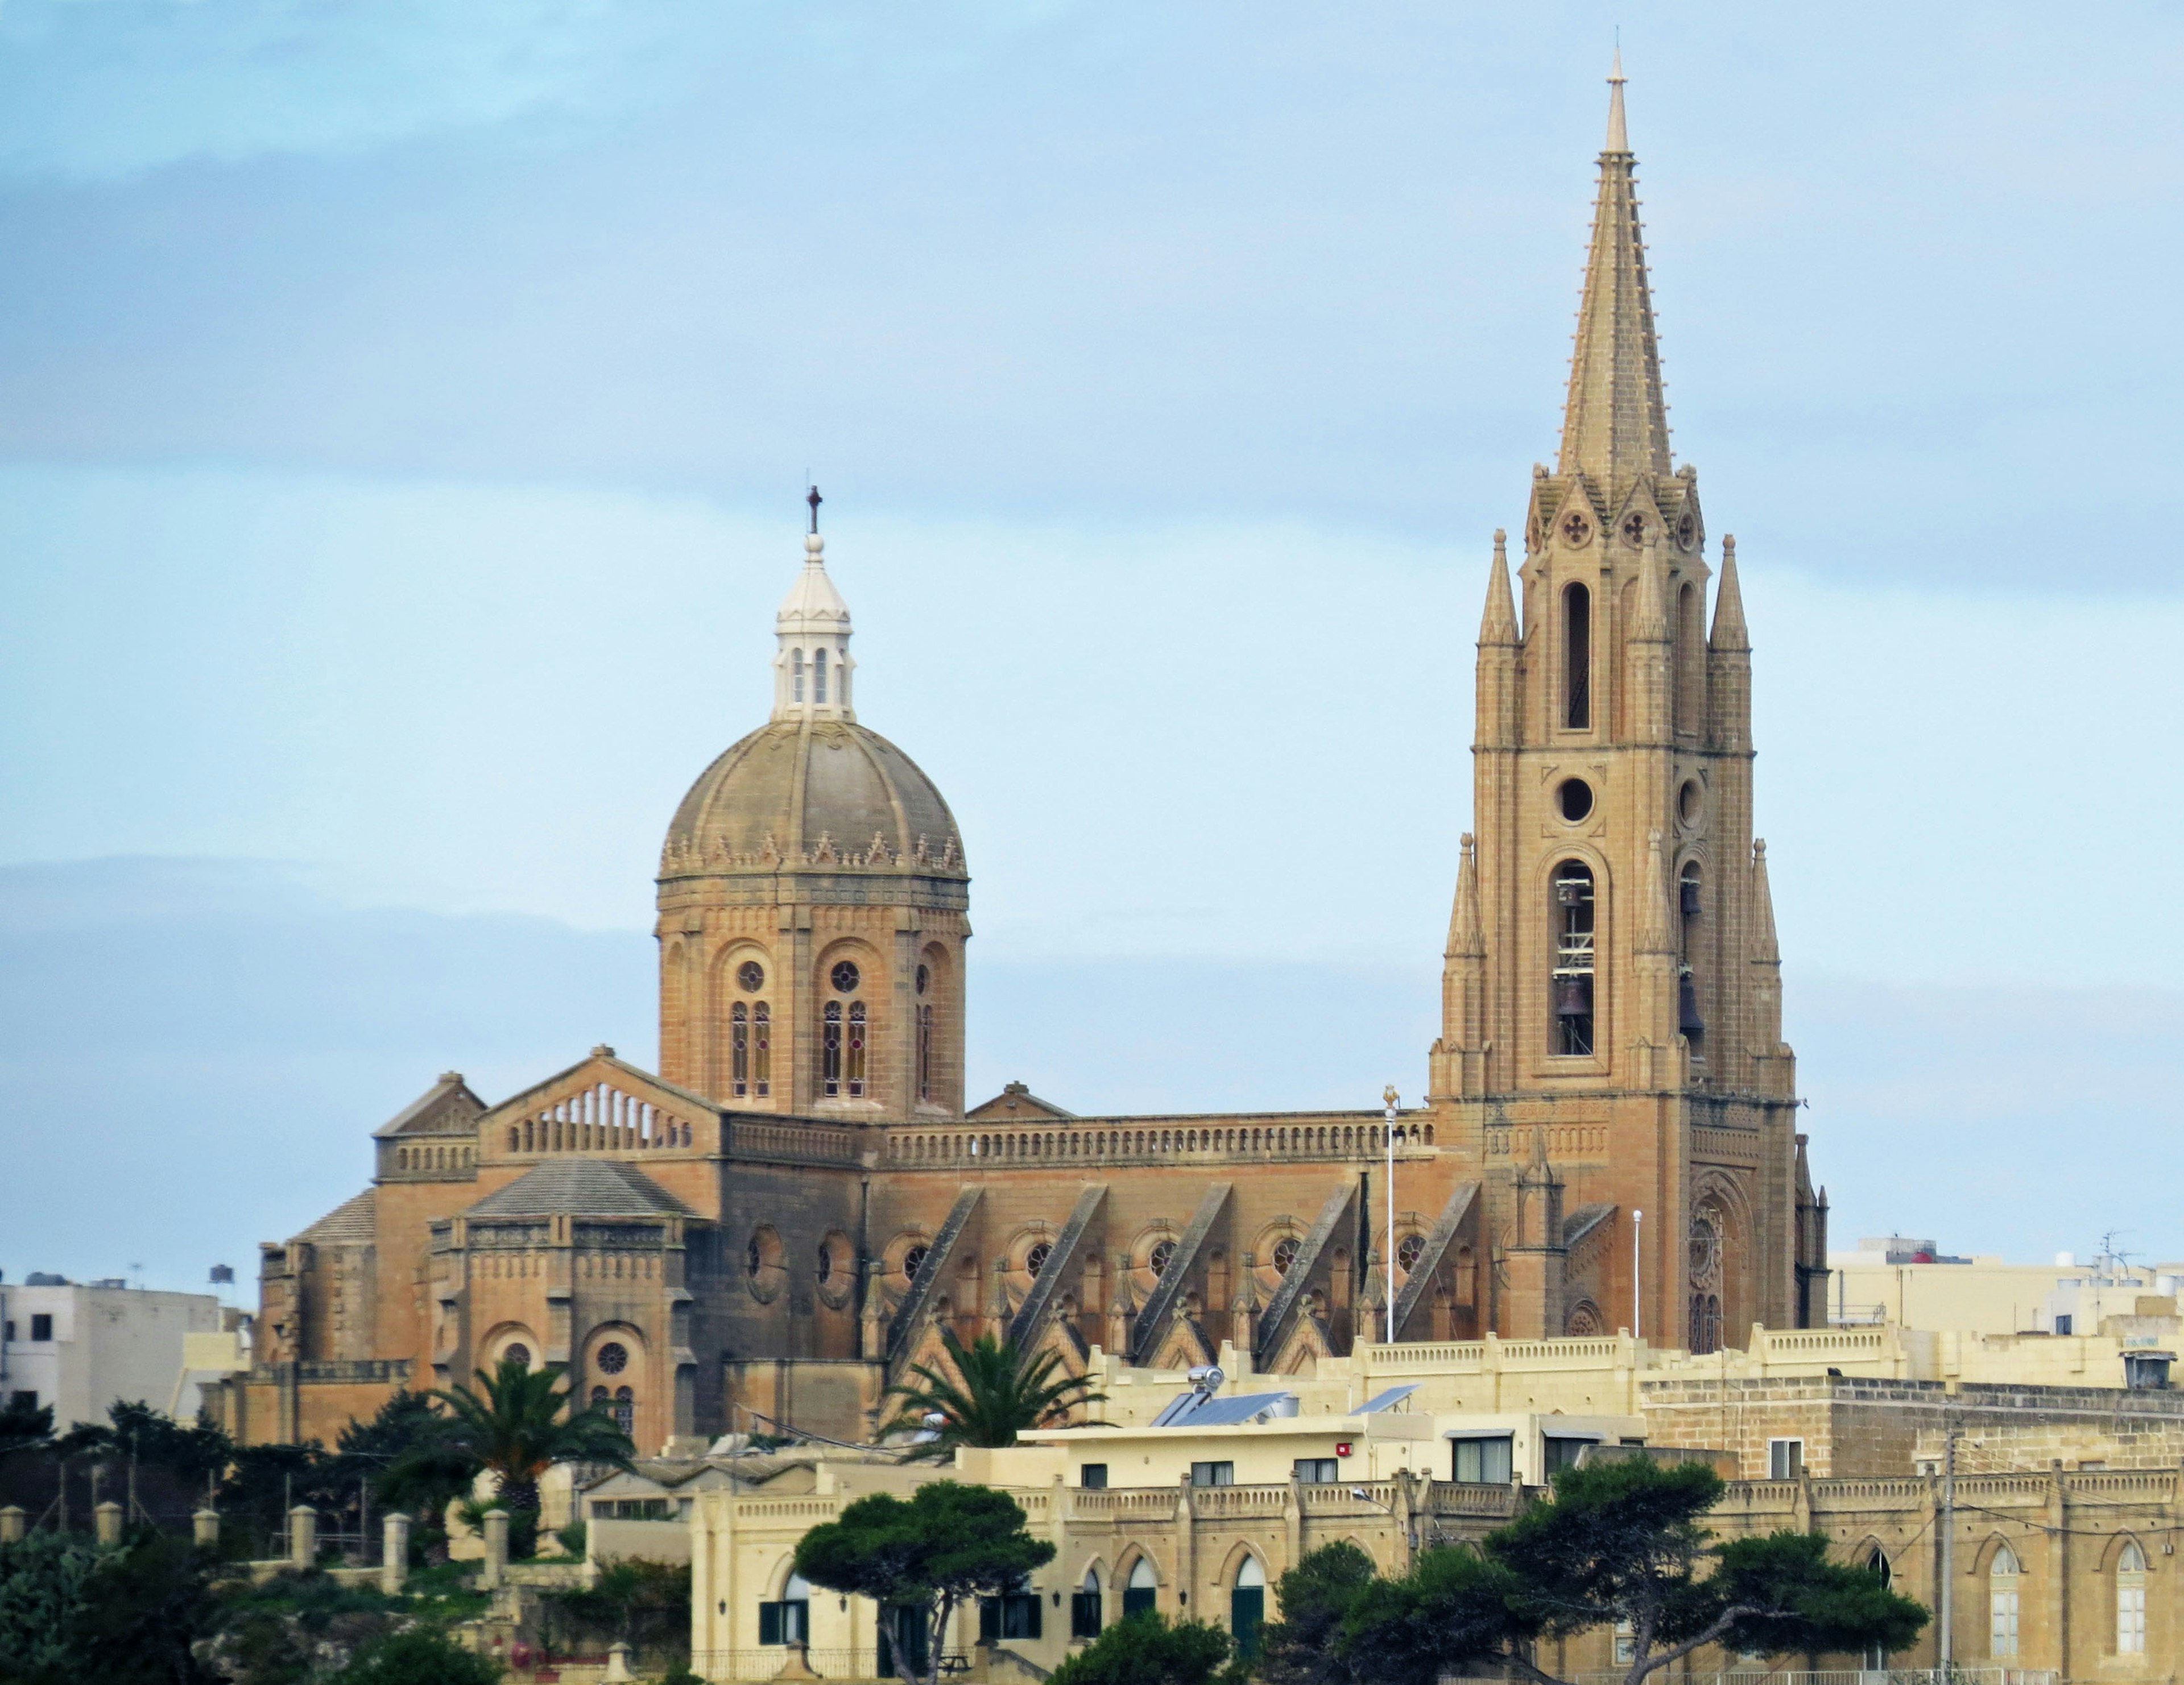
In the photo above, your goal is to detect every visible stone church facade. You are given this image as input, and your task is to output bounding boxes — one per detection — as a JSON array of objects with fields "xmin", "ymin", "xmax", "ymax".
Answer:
[{"xmin": 214, "ymin": 72, "xmax": 1828, "ymax": 1454}]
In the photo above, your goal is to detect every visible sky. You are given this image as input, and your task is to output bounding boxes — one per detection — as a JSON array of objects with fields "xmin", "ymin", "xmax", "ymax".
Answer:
[{"xmin": 2, "ymin": 1, "xmax": 2182, "ymax": 1291}]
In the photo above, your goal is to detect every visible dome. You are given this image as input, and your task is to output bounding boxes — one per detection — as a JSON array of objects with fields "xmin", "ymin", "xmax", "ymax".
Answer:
[{"xmin": 659, "ymin": 717, "xmax": 966, "ymax": 879}]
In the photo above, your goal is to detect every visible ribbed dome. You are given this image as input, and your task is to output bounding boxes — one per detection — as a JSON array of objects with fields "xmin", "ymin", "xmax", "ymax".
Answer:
[{"xmin": 659, "ymin": 717, "xmax": 966, "ymax": 879}]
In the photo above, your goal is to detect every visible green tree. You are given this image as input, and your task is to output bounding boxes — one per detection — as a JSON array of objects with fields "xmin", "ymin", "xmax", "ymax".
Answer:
[
  {"xmin": 545, "ymin": 1559, "xmax": 691, "ymax": 1661},
  {"xmin": 1338, "ymin": 1546, "xmax": 1528, "ymax": 1685},
  {"xmin": 1047, "ymin": 1613, "xmax": 1231, "ymax": 1685},
  {"xmin": 328, "ymin": 1623, "xmax": 504, "ymax": 1685},
  {"xmin": 0, "ymin": 1396, "xmax": 53, "ymax": 1460},
  {"xmin": 793, "ymin": 1481, "xmax": 1055, "ymax": 1685},
  {"xmin": 69, "ymin": 1527, "xmax": 222, "ymax": 1684},
  {"xmin": 393, "ymin": 1357, "xmax": 634, "ymax": 1552},
  {"xmin": 1330, "ymin": 1459, "xmax": 1929, "ymax": 1685},
  {"xmin": 0, "ymin": 1527, "xmax": 222, "ymax": 1685},
  {"xmin": 1254, "ymin": 1543, "xmax": 1376, "ymax": 1685},
  {"xmin": 0, "ymin": 1530, "xmax": 100, "ymax": 1683},
  {"xmin": 878, "ymin": 1330, "xmax": 1106, "ymax": 1460}
]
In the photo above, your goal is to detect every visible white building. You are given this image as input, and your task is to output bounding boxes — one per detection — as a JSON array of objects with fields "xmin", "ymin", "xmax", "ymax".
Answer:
[{"xmin": 0, "ymin": 1273, "xmax": 226, "ymax": 1429}]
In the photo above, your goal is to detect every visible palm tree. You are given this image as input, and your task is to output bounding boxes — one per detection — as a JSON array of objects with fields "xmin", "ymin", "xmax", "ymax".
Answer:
[
  {"xmin": 395, "ymin": 1356, "xmax": 636, "ymax": 1529},
  {"xmin": 880, "ymin": 1329, "xmax": 1106, "ymax": 1460}
]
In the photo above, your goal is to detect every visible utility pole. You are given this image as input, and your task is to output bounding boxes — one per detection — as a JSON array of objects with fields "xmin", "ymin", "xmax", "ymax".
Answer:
[
  {"xmin": 1938, "ymin": 1426, "xmax": 1958, "ymax": 1670},
  {"xmin": 1632, "ymin": 1210, "xmax": 1643, "ymax": 1340}
]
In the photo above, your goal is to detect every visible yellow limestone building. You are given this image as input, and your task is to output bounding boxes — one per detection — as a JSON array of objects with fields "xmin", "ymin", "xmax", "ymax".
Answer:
[{"xmin": 217, "ymin": 65, "xmax": 1827, "ymax": 1455}]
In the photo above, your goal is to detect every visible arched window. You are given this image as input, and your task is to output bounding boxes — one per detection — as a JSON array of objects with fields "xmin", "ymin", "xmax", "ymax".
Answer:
[
  {"xmin": 846, "ymin": 1001, "xmax": 867, "ymax": 1097},
  {"xmin": 1231, "ymin": 1558, "xmax": 1266, "ymax": 1658},
  {"xmin": 731, "ymin": 1003, "xmax": 750, "ymax": 1097},
  {"xmin": 612, "ymin": 1385, "xmax": 634, "ymax": 1436},
  {"xmin": 762, "ymin": 1571, "xmax": 813, "ymax": 1645},
  {"xmin": 1563, "ymin": 582, "xmax": 1591, "ymax": 729},
  {"xmin": 823, "ymin": 1002, "xmax": 843, "ymax": 1095},
  {"xmin": 792, "ymin": 649, "xmax": 805, "ymax": 703},
  {"xmin": 1072, "ymin": 1567, "xmax": 1103, "ymax": 1638},
  {"xmin": 1989, "ymin": 1545, "xmax": 2021, "ymax": 1657},
  {"xmin": 814, "ymin": 647, "xmax": 828, "ymax": 704},
  {"xmin": 917, "ymin": 1003, "xmax": 934, "ymax": 1102},
  {"xmin": 1123, "ymin": 1558, "xmax": 1158, "ymax": 1620},
  {"xmin": 2119, "ymin": 1541, "xmax": 2148, "ymax": 1654},
  {"xmin": 1864, "ymin": 1549, "xmax": 1893, "ymax": 1668},
  {"xmin": 1552, "ymin": 861, "xmax": 1596, "ymax": 1055},
  {"xmin": 752, "ymin": 1003, "xmax": 771, "ymax": 1097},
  {"xmin": 1678, "ymin": 862, "xmax": 1705, "ymax": 1051}
]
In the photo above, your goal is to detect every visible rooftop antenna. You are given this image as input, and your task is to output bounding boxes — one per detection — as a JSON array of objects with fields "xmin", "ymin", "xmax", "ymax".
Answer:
[{"xmin": 807, "ymin": 483, "xmax": 823, "ymax": 535}]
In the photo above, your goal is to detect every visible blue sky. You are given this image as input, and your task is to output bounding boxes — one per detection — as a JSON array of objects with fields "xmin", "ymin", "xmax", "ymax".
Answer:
[{"xmin": 3, "ymin": 1, "xmax": 2181, "ymax": 1290}]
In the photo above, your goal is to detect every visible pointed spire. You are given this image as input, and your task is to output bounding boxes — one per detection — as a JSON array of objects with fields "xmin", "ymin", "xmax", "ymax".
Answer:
[
  {"xmin": 1606, "ymin": 48, "xmax": 1629, "ymax": 154},
  {"xmin": 1479, "ymin": 529, "xmax": 1518, "ymax": 646},
  {"xmin": 1558, "ymin": 58, "xmax": 1673, "ymax": 490},
  {"xmin": 1447, "ymin": 833, "xmax": 1486, "ymax": 959},
  {"xmin": 773, "ymin": 496, "xmax": 857, "ymax": 723},
  {"xmin": 1639, "ymin": 828, "xmax": 1676, "ymax": 954},
  {"xmin": 1709, "ymin": 533, "xmax": 1750, "ymax": 652},
  {"xmin": 1750, "ymin": 838, "xmax": 1780, "ymax": 965}
]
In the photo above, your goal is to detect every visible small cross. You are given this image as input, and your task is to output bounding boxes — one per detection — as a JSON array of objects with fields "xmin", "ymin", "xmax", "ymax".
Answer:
[{"xmin": 807, "ymin": 485, "xmax": 822, "ymax": 535}]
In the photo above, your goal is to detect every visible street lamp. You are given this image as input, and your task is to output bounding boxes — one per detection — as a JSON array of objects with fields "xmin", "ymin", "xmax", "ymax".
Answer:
[{"xmin": 1381, "ymin": 1086, "xmax": 1401, "ymax": 1343}]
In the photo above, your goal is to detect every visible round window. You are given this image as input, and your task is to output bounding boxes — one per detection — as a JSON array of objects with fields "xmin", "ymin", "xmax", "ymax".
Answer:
[
  {"xmin": 1148, "ymin": 1239, "xmax": 1176, "ymax": 1278},
  {"xmin": 901, "ymin": 1244, "xmax": 929, "ymax": 1280},
  {"xmin": 737, "ymin": 960, "xmax": 765, "ymax": 992},
  {"xmin": 1271, "ymin": 1236, "xmax": 1300, "ymax": 1277},
  {"xmin": 915, "ymin": 963, "xmax": 930, "ymax": 996},
  {"xmin": 595, "ymin": 1341, "xmax": 629, "ymax": 1375},
  {"xmin": 1396, "ymin": 1234, "xmax": 1425, "ymax": 1273},
  {"xmin": 1677, "ymin": 779, "xmax": 1701, "ymax": 826},
  {"xmin": 503, "ymin": 1343, "xmax": 531, "ymax": 1371},
  {"xmin": 1025, "ymin": 1241, "xmax": 1052, "ymax": 1277},
  {"xmin": 1558, "ymin": 778, "xmax": 1594, "ymax": 822},
  {"xmin": 830, "ymin": 960, "xmax": 861, "ymax": 993}
]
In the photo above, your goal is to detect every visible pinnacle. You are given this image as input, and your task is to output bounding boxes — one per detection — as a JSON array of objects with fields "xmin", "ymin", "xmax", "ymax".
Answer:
[
  {"xmin": 1478, "ymin": 530, "xmax": 1518, "ymax": 646},
  {"xmin": 1447, "ymin": 833, "xmax": 1486, "ymax": 959},
  {"xmin": 1750, "ymin": 838, "xmax": 1781, "ymax": 966},
  {"xmin": 1710, "ymin": 535, "xmax": 1751, "ymax": 652}
]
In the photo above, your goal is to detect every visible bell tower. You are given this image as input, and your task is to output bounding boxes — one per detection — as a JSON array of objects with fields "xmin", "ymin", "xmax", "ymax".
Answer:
[{"xmin": 1429, "ymin": 58, "xmax": 1827, "ymax": 1348}]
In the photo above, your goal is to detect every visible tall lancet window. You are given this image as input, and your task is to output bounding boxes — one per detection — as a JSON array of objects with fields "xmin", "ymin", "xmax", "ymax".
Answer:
[
  {"xmin": 846, "ymin": 1001, "xmax": 867, "ymax": 1096},
  {"xmin": 1678, "ymin": 862, "xmax": 1705, "ymax": 1053},
  {"xmin": 1563, "ymin": 583, "xmax": 1591, "ymax": 729},
  {"xmin": 814, "ymin": 647, "xmax": 828, "ymax": 704},
  {"xmin": 1552, "ymin": 861, "xmax": 1596, "ymax": 1055},
  {"xmin": 792, "ymin": 649, "xmax": 805, "ymax": 702},
  {"xmin": 731, "ymin": 1003, "xmax": 750, "ymax": 1096},
  {"xmin": 751, "ymin": 1003, "xmax": 771, "ymax": 1097},
  {"xmin": 823, "ymin": 1002, "xmax": 843, "ymax": 1095}
]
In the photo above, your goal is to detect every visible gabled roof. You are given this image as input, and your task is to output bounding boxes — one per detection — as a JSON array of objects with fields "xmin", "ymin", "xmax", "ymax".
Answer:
[
  {"xmin": 966, "ymin": 1081, "xmax": 1077, "ymax": 1122},
  {"xmin": 464, "ymin": 1159, "xmax": 688, "ymax": 1220},
  {"xmin": 293, "ymin": 1189, "xmax": 377, "ymax": 1246},
  {"xmin": 371, "ymin": 1072, "xmax": 487, "ymax": 1139},
  {"xmin": 474, "ymin": 1048, "xmax": 722, "ymax": 1131}
]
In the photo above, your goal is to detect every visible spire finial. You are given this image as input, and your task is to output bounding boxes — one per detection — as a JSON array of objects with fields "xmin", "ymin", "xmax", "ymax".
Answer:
[
  {"xmin": 806, "ymin": 484, "xmax": 822, "ymax": 536},
  {"xmin": 1605, "ymin": 48, "xmax": 1629, "ymax": 154},
  {"xmin": 1559, "ymin": 53, "xmax": 1670, "ymax": 486}
]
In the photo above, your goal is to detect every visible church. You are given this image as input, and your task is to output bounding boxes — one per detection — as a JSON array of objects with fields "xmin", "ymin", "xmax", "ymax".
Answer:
[{"xmin": 213, "ymin": 68, "xmax": 1829, "ymax": 1454}]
